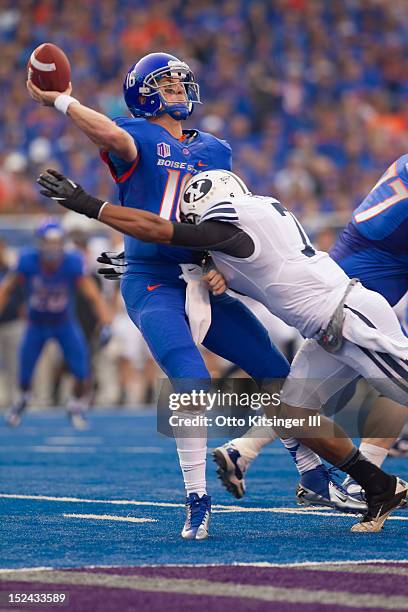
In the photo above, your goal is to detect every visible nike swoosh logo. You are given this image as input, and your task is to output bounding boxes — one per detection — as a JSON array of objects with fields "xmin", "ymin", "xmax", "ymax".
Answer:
[
  {"xmin": 197, "ymin": 161, "xmax": 208, "ymax": 167},
  {"xmin": 147, "ymin": 284, "xmax": 162, "ymax": 292}
]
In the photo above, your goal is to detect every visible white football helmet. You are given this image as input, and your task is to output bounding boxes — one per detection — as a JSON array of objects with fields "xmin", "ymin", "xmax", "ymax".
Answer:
[{"xmin": 180, "ymin": 170, "xmax": 250, "ymax": 223}]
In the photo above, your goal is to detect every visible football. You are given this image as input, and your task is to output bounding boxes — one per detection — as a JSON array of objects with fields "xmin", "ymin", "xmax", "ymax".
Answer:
[{"xmin": 28, "ymin": 43, "xmax": 71, "ymax": 92}]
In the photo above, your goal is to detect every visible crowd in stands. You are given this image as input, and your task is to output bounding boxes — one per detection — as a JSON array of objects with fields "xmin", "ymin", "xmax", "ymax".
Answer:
[{"xmin": 0, "ymin": 0, "xmax": 407, "ymax": 228}]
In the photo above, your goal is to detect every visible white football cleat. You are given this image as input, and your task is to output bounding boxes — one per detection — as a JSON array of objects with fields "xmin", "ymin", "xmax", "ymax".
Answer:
[
  {"xmin": 350, "ymin": 477, "xmax": 408, "ymax": 532},
  {"xmin": 69, "ymin": 411, "xmax": 89, "ymax": 431}
]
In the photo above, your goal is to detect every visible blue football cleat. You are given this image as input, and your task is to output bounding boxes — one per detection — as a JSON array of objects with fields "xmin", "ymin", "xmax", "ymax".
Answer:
[
  {"xmin": 181, "ymin": 493, "xmax": 211, "ymax": 540},
  {"xmin": 296, "ymin": 465, "xmax": 367, "ymax": 514},
  {"xmin": 212, "ymin": 443, "xmax": 247, "ymax": 499}
]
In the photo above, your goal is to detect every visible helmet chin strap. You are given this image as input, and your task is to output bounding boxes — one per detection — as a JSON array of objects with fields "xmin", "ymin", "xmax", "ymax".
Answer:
[{"xmin": 157, "ymin": 102, "xmax": 190, "ymax": 121}]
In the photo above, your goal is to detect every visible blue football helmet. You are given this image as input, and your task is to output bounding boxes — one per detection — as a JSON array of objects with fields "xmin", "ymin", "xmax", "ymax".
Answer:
[
  {"xmin": 36, "ymin": 218, "xmax": 65, "ymax": 241},
  {"xmin": 123, "ymin": 52, "xmax": 201, "ymax": 121},
  {"xmin": 36, "ymin": 218, "xmax": 65, "ymax": 263}
]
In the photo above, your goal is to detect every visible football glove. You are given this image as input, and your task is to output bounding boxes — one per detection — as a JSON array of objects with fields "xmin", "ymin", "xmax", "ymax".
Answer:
[
  {"xmin": 97, "ymin": 251, "xmax": 126, "ymax": 280},
  {"xmin": 37, "ymin": 169, "xmax": 105, "ymax": 219}
]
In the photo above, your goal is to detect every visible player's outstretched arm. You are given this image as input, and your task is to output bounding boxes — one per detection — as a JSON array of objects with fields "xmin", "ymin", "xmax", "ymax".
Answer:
[
  {"xmin": 37, "ymin": 170, "xmax": 174, "ymax": 243},
  {"xmin": 27, "ymin": 80, "xmax": 136, "ymax": 162},
  {"xmin": 37, "ymin": 170, "xmax": 246, "ymax": 255}
]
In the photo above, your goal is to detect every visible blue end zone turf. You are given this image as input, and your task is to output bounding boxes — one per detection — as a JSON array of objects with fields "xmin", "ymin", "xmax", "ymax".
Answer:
[{"xmin": 0, "ymin": 410, "xmax": 407, "ymax": 570}]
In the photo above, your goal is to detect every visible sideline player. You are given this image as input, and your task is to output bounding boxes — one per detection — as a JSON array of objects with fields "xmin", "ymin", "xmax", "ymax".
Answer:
[
  {"xmin": 36, "ymin": 168, "xmax": 408, "ymax": 532},
  {"xmin": 0, "ymin": 219, "xmax": 111, "ymax": 429},
  {"xmin": 28, "ymin": 53, "xmax": 293, "ymax": 539},
  {"xmin": 214, "ymin": 155, "xmax": 408, "ymax": 503}
]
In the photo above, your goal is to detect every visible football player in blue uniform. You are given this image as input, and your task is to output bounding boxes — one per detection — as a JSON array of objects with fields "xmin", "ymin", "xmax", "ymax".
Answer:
[
  {"xmin": 29, "ymin": 53, "xmax": 363, "ymax": 537},
  {"xmin": 28, "ymin": 52, "xmax": 297, "ymax": 539},
  {"xmin": 331, "ymin": 155, "xmax": 408, "ymax": 305},
  {"xmin": 0, "ymin": 219, "xmax": 111, "ymax": 429}
]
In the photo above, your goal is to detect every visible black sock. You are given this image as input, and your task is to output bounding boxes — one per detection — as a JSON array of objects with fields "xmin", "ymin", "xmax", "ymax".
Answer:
[{"xmin": 337, "ymin": 449, "xmax": 395, "ymax": 497}]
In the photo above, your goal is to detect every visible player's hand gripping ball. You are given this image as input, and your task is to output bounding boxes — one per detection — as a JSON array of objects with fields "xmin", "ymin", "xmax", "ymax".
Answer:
[{"xmin": 28, "ymin": 43, "xmax": 71, "ymax": 91}]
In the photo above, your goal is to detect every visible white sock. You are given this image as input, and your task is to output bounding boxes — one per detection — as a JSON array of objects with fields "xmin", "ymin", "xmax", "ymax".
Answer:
[
  {"xmin": 21, "ymin": 390, "xmax": 31, "ymax": 405},
  {"xmin": 174, "ymin": 411, "xmax": 207, "ymax": 497},
  {"xmin": 66, "ymin": 395, "xmax": 90, "ymax": 415},
  {"xmin": 281, "ymin": 437, "xmax": 322, "ymax": 474},
  {"xmin": 359, "ymin": 442, "xmax": 388, "ymax": 468},
  {"xmin": 230, "ymin": 425, "xmax": 278, "ymax": 461},
  {"xmin": 16, "ymin": 391, "xmax": 30, "ymax": 412}
]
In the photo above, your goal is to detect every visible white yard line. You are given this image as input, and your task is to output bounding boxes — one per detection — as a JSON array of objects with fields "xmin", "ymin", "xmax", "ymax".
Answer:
[
  {"xmin": 63, "ymin": 513, "xmax": 156, "ymax": 523},
  {"xmin": 45, "ymin": 437, "xmax": 102, "ymax": 444},
  {"xmin": 0, "ymin": 446, "xmax": 165, "ymax": 454},
  {"xmin": 1, "ymin": 492, "xmax": 407, "ymax": 520},
  {"xmin": 1, "ymin": 559, "xmax": 407, "ymax": 574}
]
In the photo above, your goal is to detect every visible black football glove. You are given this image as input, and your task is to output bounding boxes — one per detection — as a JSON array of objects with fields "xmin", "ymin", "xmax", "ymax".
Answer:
[
  {"xmin": 97, "ymin": 251, "xmax": 126, "ymax": 280},
  {"xmin": 37, "ymin": 169, "xmax": 105, "ymax": 219}
]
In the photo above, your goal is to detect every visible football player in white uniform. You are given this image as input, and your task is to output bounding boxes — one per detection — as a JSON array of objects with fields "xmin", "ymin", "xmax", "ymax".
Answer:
[{"xmin": 37, "ymin": 168, "xmax": 408, "ymax": 532}]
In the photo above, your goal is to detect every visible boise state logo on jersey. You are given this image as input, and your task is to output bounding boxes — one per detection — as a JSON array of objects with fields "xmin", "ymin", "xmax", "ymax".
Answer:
[{"xmin": 157, "ymin": 142, "xmax": 171, "ymax": 158}]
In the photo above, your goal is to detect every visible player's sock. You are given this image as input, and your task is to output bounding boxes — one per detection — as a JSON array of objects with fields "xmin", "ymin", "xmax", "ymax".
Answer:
[
  {"xmin": 66, "ymin": 394, "xmax": 89, "ymax": 415},
  {"xmin": 359, "ymin": 442, "xmax": 388, "ymax": 468},
  {"xmin": 280, "ymin": 437, "xmax": 323, "ymax": 473},
  {"xmin": 174, "ymin": 412, "xmax": 207, "ymax": 497},
  {"xmin": 230, "ymin": 425, "xmax": 277, "ymax": 461},
  {"xmin": 66, "ymin": 394, "xmax": 90, "ymax": 430},
  {"xmin": 15, "ymin": 391, "xmax": 30, "ymax": 414},
  {"xmin": 336, "ymin": 448, "xmax": 395, "ymax": 496}
]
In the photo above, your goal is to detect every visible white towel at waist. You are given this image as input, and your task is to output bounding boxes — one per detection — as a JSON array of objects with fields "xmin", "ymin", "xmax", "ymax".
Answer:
[{"xmin": 180, "ymin": 264, "xmax": 211, "ymax": 344}]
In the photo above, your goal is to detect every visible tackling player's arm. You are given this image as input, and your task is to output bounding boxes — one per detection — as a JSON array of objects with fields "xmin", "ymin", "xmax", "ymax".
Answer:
[
  {"xmin": 37, "ymin": 169, "xmax": 254, "ymax": 254},
  {"xmin": 27, "ymin": 81, "xmax": 136, "ymax": 162},
  {"xmin": 0, "ymin": 272, "xmax": 20, "ymax": 314}
]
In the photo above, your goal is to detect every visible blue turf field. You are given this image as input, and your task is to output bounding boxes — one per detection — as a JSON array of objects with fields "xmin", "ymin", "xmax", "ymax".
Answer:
[{"xmin": 1, "ymin": 409, "xmax": 407, "ymax": 570}]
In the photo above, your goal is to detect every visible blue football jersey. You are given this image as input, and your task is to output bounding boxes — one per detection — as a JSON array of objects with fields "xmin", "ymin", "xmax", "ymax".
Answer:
[
  {"xmin": 15, "ymin": 248, "xmax": 84, "ymax": 323},
  {"xmin": 101, "ymin": 117, "xmax": 232, "ymax": 279},
  {"xmin": 330, "ymin": 155, "xmax": 408, "ymax": 305}
]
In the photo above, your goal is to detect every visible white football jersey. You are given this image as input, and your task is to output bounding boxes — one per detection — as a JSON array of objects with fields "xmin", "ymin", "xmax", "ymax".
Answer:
[{"xmin": 200, "ymin": 194, "xmax": 351, "ymax": 338}]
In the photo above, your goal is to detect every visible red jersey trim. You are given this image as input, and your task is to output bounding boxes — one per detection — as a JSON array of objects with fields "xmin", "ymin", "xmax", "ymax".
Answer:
[{"xmin": 100, "ymin": 150, "xmax": 140, "ymax": 184}]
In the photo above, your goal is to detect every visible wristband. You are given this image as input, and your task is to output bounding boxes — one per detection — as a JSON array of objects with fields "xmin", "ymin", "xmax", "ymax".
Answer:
[
  {"xmin": 65, "ymin": 186, "xmax": 105, "ymax": 220},
  {"xmin": 97, "ymin": 202, "xmax": 109, "ymax": 220},
  {"xmin": 54, "ymin": 94, "xmax": 80, "ymax": 115}
]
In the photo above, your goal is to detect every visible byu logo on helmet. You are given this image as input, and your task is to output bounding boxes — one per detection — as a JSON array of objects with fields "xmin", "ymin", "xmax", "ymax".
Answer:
[
  {"xmin": 181, "ymin": 170, "xmax": 250, "ymax": 223},
  {"xmin": 123, "ymin": 52, "xmax": 201, "ymax": 121},
  {"xmin": 183, "ymin": 179, "xmax": 212, "ymax": 203}
]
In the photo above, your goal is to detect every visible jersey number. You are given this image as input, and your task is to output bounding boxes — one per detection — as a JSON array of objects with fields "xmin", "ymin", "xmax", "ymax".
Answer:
[
  {"xmin": 159, "ymin": 170, "xmax": 192, "ymax": 220},
  {"xmin": 271, "ymin": 200, "xmax": 316, "ymax": 258},
  {"xmin": 354, "ymin": 177, "xmax": 408, "ymax": 223}
]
